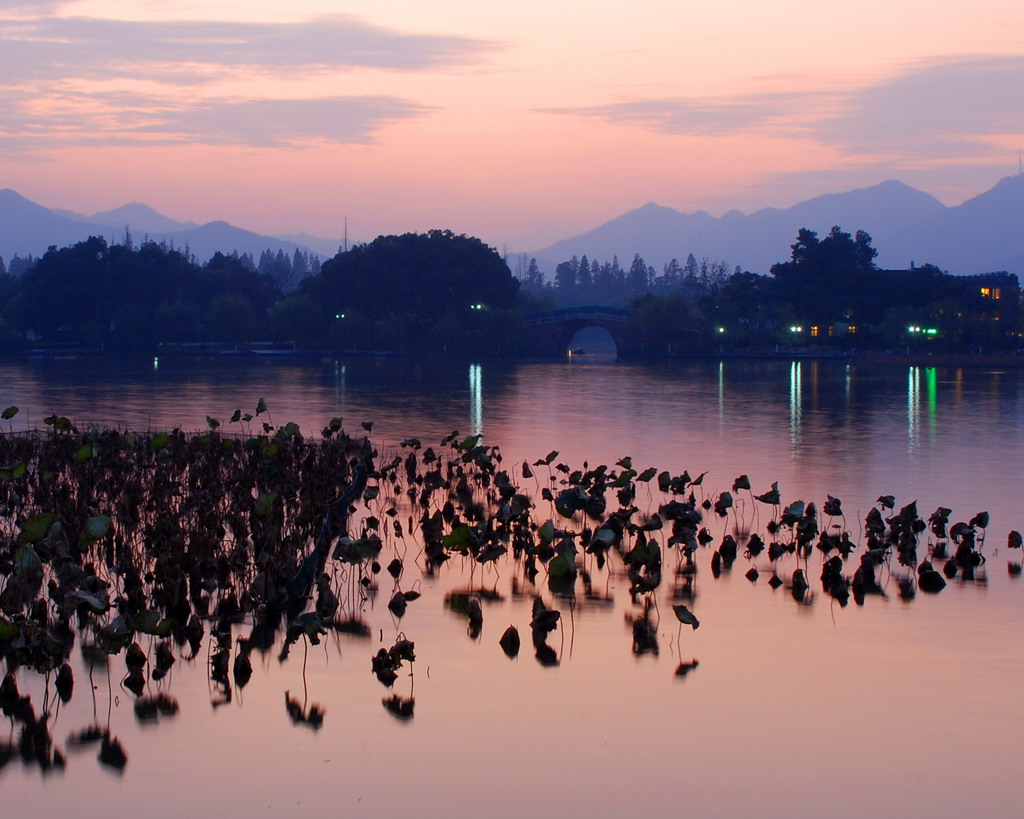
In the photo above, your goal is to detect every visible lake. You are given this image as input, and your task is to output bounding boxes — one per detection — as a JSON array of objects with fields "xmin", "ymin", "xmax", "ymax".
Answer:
[{"xmin": 1, "ymin": 353, "xmax": 1022, "ymax": 817}]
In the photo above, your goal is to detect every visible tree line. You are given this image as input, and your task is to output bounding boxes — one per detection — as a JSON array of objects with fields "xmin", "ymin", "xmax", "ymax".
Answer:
[
  {"xmin": 0, "ymin": 225, "xmax": 1018, "ymax": 355},
  {"xmin": 0, "ymin": 230, "xmax": 526, "ymax": 354},
  {"xmin": 685, "ymin": 228, "xmax": 1016, "ymax": 352},
  {"xmin": 520, "ymin": 226, "xmax": 1021, "ymax": 353},
  {"xmin": 514, "ymin": 251, "xmax": 735, "ymax": 307}
]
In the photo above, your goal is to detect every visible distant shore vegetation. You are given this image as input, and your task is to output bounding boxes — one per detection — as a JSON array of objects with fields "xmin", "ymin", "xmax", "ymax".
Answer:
[{"xmin": 0, "ymin": 226, "xmax": 1019, "ymax": 356}]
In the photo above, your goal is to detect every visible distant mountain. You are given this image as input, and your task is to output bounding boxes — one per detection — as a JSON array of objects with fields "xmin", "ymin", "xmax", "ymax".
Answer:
[
  {"xmin": 274, "ymin": 232, "xmax": 345, "ymax": 259},
  {"xmin": 5, "ymin": 176, "xmax": 1021, "ymax": 277},
  {"xmin": 885, "ymin": 174, "xmax": 1024, "ymax": 275},
  {"xmin": 0, "ymin": 189, "xmax": 117, "ymax": 260},
  {"xmin": 0, "ymin": 190, "xmax": 323, "ymax": 265},
  {"xmin": 84, "ymin": 202, "xmax": 198, "ymax": 235},
  {"xmin": 164, "ymin": 221, "xmax": 311, "ymax": 265},
  {"xmin": 529, "ymin": 178, "xmax": 1021, "ymax": 277}
]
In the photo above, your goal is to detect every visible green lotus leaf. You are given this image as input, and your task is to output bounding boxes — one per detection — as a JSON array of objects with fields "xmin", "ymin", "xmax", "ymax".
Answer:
[
  {"xmin": 254, "ymin": 492, "xmax": 278, "ymax": 517},
  {"xmin": 442, "ymin": 524, "xmax": 473, "ymax": 554},
  {"xmin": 0, "ymin": 617, "xmax": 21, "ymax": 641},
  {"xmin": 82, "ymin": 514, "xmax": 112, "ymax": 545},
  {"xmin": 18, "ymin": 513, "xmax": 55, "ymax": 544}
]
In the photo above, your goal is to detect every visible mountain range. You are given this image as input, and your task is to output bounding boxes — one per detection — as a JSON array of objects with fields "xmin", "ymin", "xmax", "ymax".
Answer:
[
  {"xmin": 2, "ymin": 175, "xmax": 1022, "ymax": 277},
  {"xmin": 528, "ymin": 175, "xmax": 1024, "ymax": 277},
  {"xmin": 0, "ymin": 189, "xmax": 338, "ymax": 265}
]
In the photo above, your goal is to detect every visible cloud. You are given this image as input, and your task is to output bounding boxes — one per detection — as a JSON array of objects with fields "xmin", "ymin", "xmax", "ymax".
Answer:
[
  {"xmin": 0, "ymin": 13, "xmax": 498, "ymax": 84},
  {"xmin": 128, "ymin": 95, "xmax": 434, "ymax": 147},
  {"xmin": 0, "ymin": 10, "xmax": 495, "ymax": 152},
  {"xmin": 544, "ymin": 92, "xmax": 829, "ymax": 137},
  {"xmin": 543, "ymin": 56, "xmax": 1024, "ymax": 162},
  {"xmin": 0, "ymin": 91, "xmax": 432, "ymax": 151},
  {"xmin": 819, "ymin": 56, "xmax": 1024, "ymax": 158},
  {"xmin": 0, "ymin": 1, "xmax": 66, "ymax": 11}
]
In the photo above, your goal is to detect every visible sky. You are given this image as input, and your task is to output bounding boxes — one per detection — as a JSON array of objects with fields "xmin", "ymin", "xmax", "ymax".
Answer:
[{"xmin": 0, "ymin": 0, "xmax": 1022, "ymax": 250}]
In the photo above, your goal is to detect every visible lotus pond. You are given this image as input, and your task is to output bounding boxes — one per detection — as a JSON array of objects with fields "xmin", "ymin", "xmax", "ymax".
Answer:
[{"xmin": 1, "ymin": 355, "xmax": 1023, "ymax": 818}]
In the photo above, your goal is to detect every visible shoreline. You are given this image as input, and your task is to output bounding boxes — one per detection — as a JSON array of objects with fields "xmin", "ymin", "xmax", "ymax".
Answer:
[
  {"xmin": 850, "ymin": 350, "xmax": 1024, "ymax": 369},
  {"xmin": 5, "ymin": 346, "xmax": 1024, "ymax": 370}
]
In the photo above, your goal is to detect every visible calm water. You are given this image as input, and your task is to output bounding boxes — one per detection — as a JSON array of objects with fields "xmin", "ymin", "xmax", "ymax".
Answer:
[{"xmin": 2, "ymin": 354, "xmax": 1023, "ymax": 817}]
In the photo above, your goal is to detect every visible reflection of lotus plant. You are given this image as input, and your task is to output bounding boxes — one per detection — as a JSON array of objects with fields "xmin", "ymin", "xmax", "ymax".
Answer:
[
  {"xmin": 675, "ymin": 659, "xmax": 699, "ymax": 678},
  {"xmin": 383, "ymin": 693, "xmax": 415, "ymax": 720},
  {"xmin": 3, "ymin": 405, "xmax": 1022, "ymax": 771},
  {"xmin": 285, "ymin": 691, "xmax": 324, "ymax": 730},
  {"xmin": 372, "ymin": 635, "xmax": 416, "ymax": 687},
  {"xmin": 499, "ymin": 625, "xmax": 520, "ymax": 658},
  {"xmin": 671, "ymin": 603, "xmax": 700, "ymax": 660}
]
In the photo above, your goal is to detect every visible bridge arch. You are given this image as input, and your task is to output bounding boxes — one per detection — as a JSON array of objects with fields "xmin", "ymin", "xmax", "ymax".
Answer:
[
  {"xmin": 565, "ymin": 324, "xmax": 618, "ymax": 355},
  {"xmin": 523, "ymin": 305, "xmax": 631, "ymax": 357}
]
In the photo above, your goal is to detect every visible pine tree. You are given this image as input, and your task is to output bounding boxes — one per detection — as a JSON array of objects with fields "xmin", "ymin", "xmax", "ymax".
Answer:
[
  {"xmin": 627, "ymin": 253, "xmax": 650, "ymax": 293},
  {"xmin": 292, "ymin": 248, "xmax": 308, "ymax": 278},
  {"xmin": 525, "ymin": 257, "xmax": 544, "ymax": 288},
  {"xmin": 577, "ymin": 254, "xmax": 592, "ymax": 288}
]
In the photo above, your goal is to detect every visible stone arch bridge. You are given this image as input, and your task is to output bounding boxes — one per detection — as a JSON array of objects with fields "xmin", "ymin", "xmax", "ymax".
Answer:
[{"xmin": 523, "ymin": 305, "xmax": 632, "ymax": 356}]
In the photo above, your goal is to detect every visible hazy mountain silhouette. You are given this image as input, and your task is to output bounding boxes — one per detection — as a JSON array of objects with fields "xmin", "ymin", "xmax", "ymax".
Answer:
[
  {"xmin": 0, "ymin": 190, "xmax": 320, "ymax": 264},
  {"xmin": 169, "ymin": 221, "xmax": 310, "ymax": 263},
  {"xmin": 273, "ymin": 232, "xmax": 346, "ymax": 258},
  {"xmin": 530, "ymin": 178, "xmax": 1022, "ymax": 276},
  {"xmin": 83, "ymin": 202, "xmax": 198, "ymax": 234},
  {"xmin": 0, "ymin": 189, "xmax": 118, "ymax": 258},
  {"xmin": 886, "ymin": 175, "xmax": 1024, "ymax": 275},
  {"xmin": 3, "ymin": 177, "xmax": 1022, "ymax": 276}
]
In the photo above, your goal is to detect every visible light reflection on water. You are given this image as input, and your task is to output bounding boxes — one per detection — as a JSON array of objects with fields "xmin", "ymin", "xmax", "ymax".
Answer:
[
  {"xmin": 789, "ymin": 359, "xmax": 802, "ymax": 451},
  {"xmin": 468, "ymin": 362, "xmax": 482, "ymax": 436},
  {"xmin": 1, "ymin": 354, "xmax": 1023, "ymax": 817}
]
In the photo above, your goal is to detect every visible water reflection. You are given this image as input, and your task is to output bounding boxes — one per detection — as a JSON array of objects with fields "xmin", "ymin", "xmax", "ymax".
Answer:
[
  {"xmin": 333, "ymin": 360, "xmax": 346, "ymax": 417},
  {"xmin": 908, "ymin": 366, "xmax": 920, "ymax": 452},
  {"xmin": 789, "ymin": 360, "xmax": 802, "ymax": 451},
  {"xmin": 717, "ymin": 360, "xmax": 724, "ymax": 430},
  {"xmin": 2, "ymin": 355, "xmax": 1023, "ymax": 516},
  {"xmin": 908, "ymin": 366, "xmax": 940, "ymax": 453},
  {"xmin": 469, "ymin": 362, "xmax": 482, "ymax": 435},
  {"xmin": 3, "ymin": 358, "xmax": 1024, "ymax": 816}
]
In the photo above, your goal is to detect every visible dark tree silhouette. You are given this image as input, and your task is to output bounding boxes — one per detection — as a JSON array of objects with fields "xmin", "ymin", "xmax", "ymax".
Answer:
[
  {"xmin": 770, "ymin": 226, "xmax": 879, "ymax": 327},
  {"xmin": 312, "ymin": 230, "xmax": 518, "ymax": 316}
]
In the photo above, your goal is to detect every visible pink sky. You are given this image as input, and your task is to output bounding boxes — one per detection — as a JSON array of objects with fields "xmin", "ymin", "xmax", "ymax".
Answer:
[{"xmin": 1, "ymin": 0, "xmax": 1022, "ymax": 249}]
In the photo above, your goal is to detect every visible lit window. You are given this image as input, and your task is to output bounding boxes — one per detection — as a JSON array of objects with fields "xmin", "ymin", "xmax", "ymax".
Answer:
[
  {"xmin": 980, "ymin": 287, "xmax": 991, "ymax": 297},
  {"xmin": 810, "ymin": 325, "xmax": 819, "ymax": 337},
  {"xmin": 847, "ymin": 325, "xmax": 857, "ymax": 334},
  {"xmin": 993, "ymin": 288, "xmax": 1002, "ymax": 300}
]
